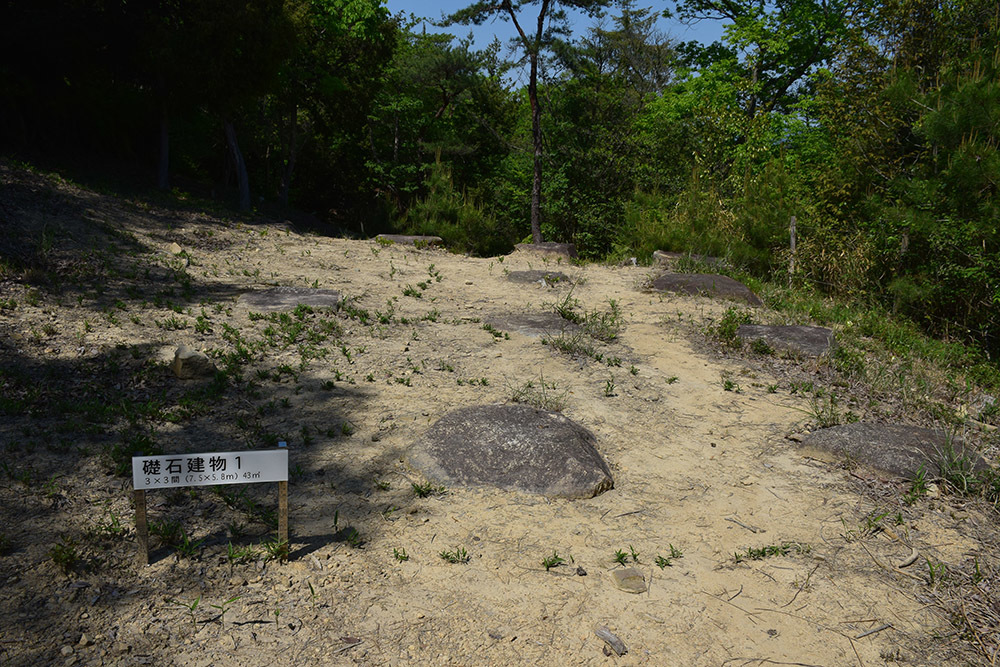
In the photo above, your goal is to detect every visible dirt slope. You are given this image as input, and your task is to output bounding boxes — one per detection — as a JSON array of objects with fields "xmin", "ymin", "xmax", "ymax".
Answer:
[{"xmin": 0, "ymin": 162, "xmax": 993, "ymax": 665}]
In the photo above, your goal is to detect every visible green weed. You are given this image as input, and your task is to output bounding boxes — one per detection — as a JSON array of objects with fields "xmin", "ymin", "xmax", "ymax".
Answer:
[
  {"xmin": 411, "ymin": 481, "xmax": 446, "ymax": 498},
  {"xmin": 734, "ymin": 542, "xmax": 810, "ymax": 563},
  {"xmin": 439, "ymin": 547, "xmax": 469, "ymax": 564}
]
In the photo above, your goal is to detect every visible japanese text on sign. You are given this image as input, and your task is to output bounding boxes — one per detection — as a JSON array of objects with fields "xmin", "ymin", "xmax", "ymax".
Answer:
[{"xmin": 132, "ymin": 450, "xmax": 287, "ymax": 490}]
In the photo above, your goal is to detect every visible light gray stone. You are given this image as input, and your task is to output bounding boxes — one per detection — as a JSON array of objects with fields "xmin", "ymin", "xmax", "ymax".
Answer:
[
  {"xmin": 408, "ymin": 404, "xmax": 613, "ymax": 499},
  {"xmin": 609, "ymin": 568, "xmax": 646, "ymax": 594},
  {"xmin": 482, "ymin": 312, "xmax": 580, "ymax": 339},
  {"xmin": 505, "ymin": 270, "xmax": 569, "ymax": 285},
  {"xmin": 238, "ymin": 287, "xmax": 341, "ymax": 312},
  {"xmin": 170, "ymin": 345, "xmax": 216, "ymax": 379},
  {"xmin": 798, "ymin": 423, "xmax": 990, "ymax": 479},
  {"xmin": 737, "ymin": 324, "xmax": 835, "ymax": 357}
]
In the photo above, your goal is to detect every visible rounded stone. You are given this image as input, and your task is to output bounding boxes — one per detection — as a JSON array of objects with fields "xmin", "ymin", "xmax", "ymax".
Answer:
[
  {"xmin": 407, "ymin": 404, "xmax": 613, "ymax": 499},
  {"xmin": 610, "ymin": 567, "xmax": 646, "ymax": 593}
]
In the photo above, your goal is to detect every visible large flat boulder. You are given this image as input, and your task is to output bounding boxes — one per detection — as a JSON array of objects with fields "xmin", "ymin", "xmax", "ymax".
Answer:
[
  {"xmin": 650, "ymin": 273, "xmax": 762, "ymax": 306},
  {"xmin": 798, "ymin": 423, "xmax": 989, "ymax": 479},
  {"xmin": 238, "ymin": 287, "xmax": 341, "ymax": 312},
  {"xmin": 514, "ymin": 242, "xmax": 578, "ymax": 259},
  {"xmin": 483, "ymin": 312, "xmax": 580, "ymax": 338},
  {"xmin": 505, "ymin": 270, "xmax": 570, "ymax": 286},
  {"xmin": 408, "ymin": 404, "xmax": 613, "ymax": 499},
  {"xmin": 737, "ymin": 324, "xmax": 835, "ymax": 357}
]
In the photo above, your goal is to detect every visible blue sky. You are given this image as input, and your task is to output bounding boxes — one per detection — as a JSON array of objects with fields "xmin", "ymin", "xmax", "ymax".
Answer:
[{"xmin": 382, "ymin": 1, "xmax": 728, "ymax": 50}]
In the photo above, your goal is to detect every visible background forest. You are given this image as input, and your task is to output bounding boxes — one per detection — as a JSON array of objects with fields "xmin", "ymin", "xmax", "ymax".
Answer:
[{"xmin": 1, "ymin": 0, "xmax": 998, "ymax": 359}]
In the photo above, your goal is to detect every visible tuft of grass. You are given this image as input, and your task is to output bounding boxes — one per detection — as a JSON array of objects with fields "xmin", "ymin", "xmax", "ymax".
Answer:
[
  {"xmin": 507, "ymin": 375, "xmax": 567, "ymax": 411},
  {"xmin": 542, "ymin": 551, "xmax": 566, "ymax": 571},
  {"xmin": 583, "ymin": 299, "xmax": 624, "ymax": 342},
  {"xmin": 174, "ymin": 532, "xmax": 205, "ymax": 558},
  {"xmin": 49, "ymin": 537, "xmax": 79, "ymax": 573},
  {"xmin": 712, "ymin": 307, "xmax": 754, "ymax": 348},
  {"xmin": 482, "ymin": 323, "xmax": 510, "ymax": 339},
  {"xmin": 904, "ymin": 465, "xmax": 929, "ymax": 505},
  {"xmin": 734, "ymin": 542, "xmax": 810, "ymax": 564},
  {"xmin": 411, "ymin": 481, "xmax": 446, "ymax": 498},
  {"xmin": 393, "ymin": 547, "xmax": 409, "ymax": 562},
  {"xmin": 655, "ymin": 544, "xmax": 683, "ymax": 568},
  {"xmin": 439, "ymin": 547, "xmax": 470, "ymax": 564}
]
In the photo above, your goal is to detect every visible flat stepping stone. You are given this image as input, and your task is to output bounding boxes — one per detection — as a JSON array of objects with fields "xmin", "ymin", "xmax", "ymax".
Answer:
[
  {"xmin": 653, "ymin": 250, "xmax": 726, "ymax": 269},
  {"xmin": 238, "ymin": 287, "xmax": 341, "ymax": 312},
  {"xmin": 798, "ymin": 423, "xmax": 989, "ymax": 479},
  {"xmin": 505, "ymin": 270, "xmax": 570, "ymax": 286},
  {"xmin": 650, "ymin": 273, "xmax": 762, "ymax": 306},
  {"xmin": 375, "ymin": 234, "xmax": 442, "ymax": 247},
  {"xmin": 408, "ymin": 404, "xmax": 613, "ymax": 499},
  {"xmin": 737, "ymin": 324, "xmax": 834, "ymax": 357},
  {"xmin": 609, "ymin": 568, "xmax": 646, "ymax": 594},
  {"xmin": 514, "ymin": 242, "xmax": 578, "ymax": 259},
  {"xmin": 483, "ymin": 312, "xmax": 580, "ymax": 338}
]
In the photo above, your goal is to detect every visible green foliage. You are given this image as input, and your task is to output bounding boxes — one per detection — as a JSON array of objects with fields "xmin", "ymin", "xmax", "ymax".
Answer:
[
  {"xmin": 438, "ymin": 547, "xmax": 469, "ymax": 564},
  {"xmin": 713, "ymin": 308, "xmax": 754, "ymax": 348},
  {"xmin": 401, "ymin": 160, "xmax": 511, "ymax": 256},
  {"xmin": 542, "ymin": 551, "xmax": 566, "ymax": 571},
  {"xmin": 734, "ymin": 542, "xmax": 811, "ymax": 564}
]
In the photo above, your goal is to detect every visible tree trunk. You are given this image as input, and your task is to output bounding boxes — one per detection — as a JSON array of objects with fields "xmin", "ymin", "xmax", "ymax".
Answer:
[
  {"xmin": 527, "ymin": 0, "xmax": 550, "ymax": 244},
  {"xmin": 158, "ymin": 105, "xmax": 170, "ymax": 191},
  {"xmin": 224, "ymin": 120, "xmax": 251, "ymax": 212},
  {"xmin": 528, "ymin": 55, "xmax": 543, "ymax": 244}
]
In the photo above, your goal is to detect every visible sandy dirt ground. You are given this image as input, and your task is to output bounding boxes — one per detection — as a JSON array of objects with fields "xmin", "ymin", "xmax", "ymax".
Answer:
[{"xmin": 0, "ymin": 163, "xmax": 994, "ymax": 665}]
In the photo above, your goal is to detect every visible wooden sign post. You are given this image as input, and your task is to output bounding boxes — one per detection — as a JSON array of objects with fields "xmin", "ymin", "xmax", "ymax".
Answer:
[{"xmin": 132, "ymin": 447, "xmax": 289, "ymax": 565}]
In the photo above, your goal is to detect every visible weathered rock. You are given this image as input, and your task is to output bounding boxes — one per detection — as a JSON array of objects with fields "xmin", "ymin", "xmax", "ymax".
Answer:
[
  {"xmin": 609, "ymin": 567, "xmax": 646, "ymax": 593},
  {"xmin": 375, "ymin": 234, "xmax": 442, "ymax": 247},
  {"xmin": 482, "ymin": 312, "xmax": 580, "ymax": 339},
  {"xmin": 798, "ymin": 423, "xmax": 990, "ymax": 479},
  {"xmin": 514, "ymin": 242, "xmax": 578, "ymax": 259},
  {"xmin": 737, "ymin": 324, "xmax": 835, "ymax": 357},
  {"xmin": 408, "ymin": 404, "xmax": 613, "ymax": 499},
  {"xmin": 653, "ymin": 250, "xmax": 725, "ymax": 270},
  {"xmin": 170, "ymin": 345, "xmax": 216, "ymax": 379},
  {"xmin": 238, "ymin": 287, "xmax": 341, "ymax": 312},
  {"xmin": 166, "ymin": 242, "xmax": 183, "ymax": 255},
  {"xmin": 505, "ymin": 270, "xmax": 569, "ymax": 286},
  {"xmin": 650, "ymin": 273, "xmax": 762, "ymax": 306},
  {"xmin": 594, "ymin": 626, "xmax": 628, "ymax": 656}
]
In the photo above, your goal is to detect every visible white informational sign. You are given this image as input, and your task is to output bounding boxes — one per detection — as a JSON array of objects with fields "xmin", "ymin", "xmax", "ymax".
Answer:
[{"xmin": 132, "ymin": 450, "xmax": 287, "ymax": 491}]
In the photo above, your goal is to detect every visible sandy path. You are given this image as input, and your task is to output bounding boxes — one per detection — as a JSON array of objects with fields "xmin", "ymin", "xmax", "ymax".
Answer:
[{"xmin": 0, "ymin": 174, "xmax": 976, "ymax": 666}]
